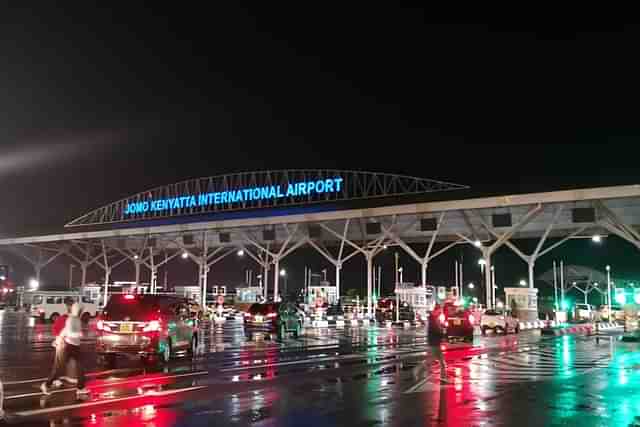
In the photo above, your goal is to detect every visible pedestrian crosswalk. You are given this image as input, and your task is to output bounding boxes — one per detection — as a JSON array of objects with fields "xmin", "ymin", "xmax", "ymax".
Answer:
[{"xmin": 406, "ymin": 337, "xmax": 615, "ymax": 392}]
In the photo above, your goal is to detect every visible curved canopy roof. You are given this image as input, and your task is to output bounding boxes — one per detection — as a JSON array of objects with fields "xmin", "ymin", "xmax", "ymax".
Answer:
[{"xmin": 66, "ymin": 170, "xmax": 468, "ymax": 228}]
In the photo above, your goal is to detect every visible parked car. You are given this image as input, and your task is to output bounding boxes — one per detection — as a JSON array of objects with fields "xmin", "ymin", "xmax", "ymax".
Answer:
[
  {"xmin": 428, "ymin": 302, "xmax": 475, "ymax": 342},
  {"xmin": 480, "ymin": 309, "xmax": 520, "ymax": 334},
  {"xmin": 96, "ymin": 294, "xmax": 200, "ymax": 367},
  {"xmin": 574, "ymin": 303, "xmax": 595, "ymax": 322},
  {"xmin": 243, "ymin": 302, "xmax": 303, "ymax": 339}
]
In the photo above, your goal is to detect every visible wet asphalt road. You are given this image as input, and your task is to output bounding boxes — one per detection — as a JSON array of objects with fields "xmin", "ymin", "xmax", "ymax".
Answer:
[{"xmin": 0, "ymin": 310, "xmax": 636, "ymax": 427}]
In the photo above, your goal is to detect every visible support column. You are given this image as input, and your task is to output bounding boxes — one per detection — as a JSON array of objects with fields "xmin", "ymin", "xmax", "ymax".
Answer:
[
  {"xmin": 335, "ymin": 263, "xmax": 342, "ymax": 301},
  {"xmin": 201, "ymin": 265, "xmax": 209, "ymax": 307},
  {"xmin": 163, "ymin": 252, "xmax": 169, "ymax": 289},
  {"xmin": 484, "ymin": 254, "xmax": 492, "ymax": 309},
  {"xmin": 528, "ymin": 260, "xmax": 535, "ymax": 290},
  {"xmin": 273, "ymin": 259, "xmax": 280, "ymax": 302},
  {"xmin": 81, "ymin": 249, "xmax": 90, "ymax": 287},
  {"xmin": 104, "ymin": 267, "xmax": 111, "ymax": 307},
  {"xmin": 366, "ymin": 254, "xmax": 374, "ymax": 317},
  {"xmin": 263, "ymin": 263, "xmax": 269, "ymax": 300},
  {"xmin": 134, "ymin": 260, "xmax": 141, "ymax": 286},
  {"xmin": 80, "ymin": 263, "xmax": 88, "ymax": 287},
  {"xmin": 151, "ymin": 268, "xmax": 158, "ymax": 295},
  {"xmin": 35, "ymin": 265, "xmax": 42, "ymax": 284},
  {"xmin": 421, "ymin": 261, "xmax": 428, "ymax": 288}
]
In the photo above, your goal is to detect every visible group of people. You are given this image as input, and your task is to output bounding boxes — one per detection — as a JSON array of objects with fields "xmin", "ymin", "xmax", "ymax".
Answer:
[{"xmin": 41, "ymin": 298, "xmax": 89, "ymax": 400}]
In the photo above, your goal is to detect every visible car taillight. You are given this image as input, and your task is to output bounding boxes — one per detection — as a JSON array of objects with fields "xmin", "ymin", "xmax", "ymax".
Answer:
[
  {"xmin": 96, "ymin": 320, "xmax": 112, "ymax": 332},
  {"xmin": 244, "ymin": 312, "xmax": 251, "ymax": 318},
  {"xmin": 267, "ymin": 312, "xmax": 277, "ymax": 318},
  {"xmin": 438, "ymin": 313, "xmax": 446, "ymax": 324},
  {"xmin": 143, "ymin": 320, "xmax": 162, "ymax": 332},
  {"xmin": 39, "ymin": 309, "xmax": 45, "ymax": 314},
  {"xmin": 468, "ymin": 314, "xmax": 475, "ymax": 324},
  {"xmin": 124, "ymin": 294, "xmax": 135, "ymax": 300}
]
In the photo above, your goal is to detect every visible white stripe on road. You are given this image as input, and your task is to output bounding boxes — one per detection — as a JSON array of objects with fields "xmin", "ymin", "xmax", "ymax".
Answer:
[
  {"xmin": 5, "ymin": 370, "xmax": 208, "ymax": 400},
  {"xmin": 11, "ymin": 385, "xmax": 207, "ymax": 417},
  {"xmin": 2, "ymin": 368, "xmax": 140, "ymax": 386}
]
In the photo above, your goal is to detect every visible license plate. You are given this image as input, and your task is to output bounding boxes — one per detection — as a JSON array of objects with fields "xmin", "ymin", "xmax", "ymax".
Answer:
[
  {"xmin": 119, "ymin": 323, "xmax": 133, "ymax": 333},
  {"xmin": 255, "ymin": 316, "xmax": 263, "ymax": 323},
  {"xmin": 453, "ymin": 319, "xmax": 461, "ymax": 326}
]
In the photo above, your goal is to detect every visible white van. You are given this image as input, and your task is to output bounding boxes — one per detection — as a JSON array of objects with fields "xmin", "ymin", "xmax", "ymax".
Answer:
[{"xmin": 28, "ymin": 292, "xmax": 97, "ymax": 323}]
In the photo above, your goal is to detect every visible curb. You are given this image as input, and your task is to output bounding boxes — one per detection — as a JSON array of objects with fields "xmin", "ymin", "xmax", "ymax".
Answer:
[
  {"xmin": 541, "ymin": 324, "xmax": 594, "ymax": 336},
  {"xmin": 594, "ymin": 322, "xmax": 621, "ymax": 330},
  {"xmin": 518, "ymin": 320, "xmax": 552, "ymax": 330}
]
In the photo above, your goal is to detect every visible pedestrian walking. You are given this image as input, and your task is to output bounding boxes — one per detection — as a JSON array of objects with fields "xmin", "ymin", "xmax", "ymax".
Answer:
[
  {"xmin": 47, "ymin": 298, "xmax": 73, "ymax": 388},
  {"xmin": 41, "ymin": 303, "xmax": 89, "ymax": 399}
]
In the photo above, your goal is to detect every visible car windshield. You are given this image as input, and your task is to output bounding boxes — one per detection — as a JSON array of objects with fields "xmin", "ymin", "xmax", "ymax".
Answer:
[
  {"xmin": 103, "ymin": 295, "xmax": 164, "ymax": 321},
  {"xmin": 484, "ymin": 310, "xmax": 503, "ymax": 316},
  {"xmin": 443, "ymin": 304, "xmax": 464, "ymax": 317},
  {"xmin": 249, "ymin": 303, "xmax": 279, "ymax": 315}
]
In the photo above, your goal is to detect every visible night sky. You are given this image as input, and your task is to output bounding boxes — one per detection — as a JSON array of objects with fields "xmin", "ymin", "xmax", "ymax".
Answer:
[{"xmin": 1, "ymin": 9, "xmax": 639, "ymax": 297}]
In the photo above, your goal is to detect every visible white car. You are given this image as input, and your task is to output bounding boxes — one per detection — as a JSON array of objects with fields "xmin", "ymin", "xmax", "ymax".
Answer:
[
  {"xmin": 480, "ymin": 309, "xmax": 519, "ymax": 334},
  {"xmin": 574, "ymin": 303, "xmax": 595, "ymax": 321}
]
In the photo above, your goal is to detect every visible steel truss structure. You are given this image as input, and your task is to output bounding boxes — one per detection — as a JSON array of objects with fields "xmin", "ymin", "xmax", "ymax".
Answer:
[
  {"xmin": 65, "ymin": 170, "xmax": 468, "ymax": 227},
  {"xmin": 2, "ymin": 182, "xmax": 640, "ymax": 315}
]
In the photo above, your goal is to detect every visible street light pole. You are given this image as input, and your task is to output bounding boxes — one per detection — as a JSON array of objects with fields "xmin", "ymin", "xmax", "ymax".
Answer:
[{"xmin": 478, "ymin": 259, "xmax": 486, "ymax": 308}]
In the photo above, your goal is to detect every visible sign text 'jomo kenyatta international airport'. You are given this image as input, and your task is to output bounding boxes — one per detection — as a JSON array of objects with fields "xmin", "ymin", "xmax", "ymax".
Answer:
[{"xmin": 124, "ymin": 177, "xmax": 343, "ymax": 215}]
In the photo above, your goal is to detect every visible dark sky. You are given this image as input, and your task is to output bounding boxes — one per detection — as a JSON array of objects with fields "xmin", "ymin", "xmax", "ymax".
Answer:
[{"xmin": 1, "ymin": 9, "xmax": 639, "ymax": 295}]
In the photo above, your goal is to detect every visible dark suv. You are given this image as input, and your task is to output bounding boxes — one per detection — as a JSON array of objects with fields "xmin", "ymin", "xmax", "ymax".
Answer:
[
  {"xmin": 244, "ymin": 302, "xmax": 303, "ymax": 339},
  {"xmin": 96, "ymin": 294, "xmax": 200, "ymax": 366}
]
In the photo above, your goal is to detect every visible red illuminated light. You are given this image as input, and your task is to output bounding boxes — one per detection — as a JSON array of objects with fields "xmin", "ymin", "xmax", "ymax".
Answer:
[
  {"xmin": 124, "ymin": 294, "xmax": 135, "ymax": 300},
  {"xmin": 143, "ymin": 320, "xmax": 162, "ymax": 332},
  {"xmin": 438, "ymin": 313, "xmax": 446, "ymax": 324},
  {"xmin": 267, "ymin": 312, "xmax": 277, "ymax": 318},
  {"xmin": 468, "ymin": 314, "xmax": 475, "ymax": 324}
]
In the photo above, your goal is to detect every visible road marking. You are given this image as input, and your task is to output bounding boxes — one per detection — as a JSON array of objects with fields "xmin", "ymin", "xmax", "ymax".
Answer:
[
  {"xmin": 11, "ymin": 385, "xmax": 207, "ymax": 417},
  {"xmin": 2, "ymin": 368, "xmax": 140, "ymax": 386},
  {"xmin": 5, "ymin": 370, "xmax": 208, "ymax": 400}
]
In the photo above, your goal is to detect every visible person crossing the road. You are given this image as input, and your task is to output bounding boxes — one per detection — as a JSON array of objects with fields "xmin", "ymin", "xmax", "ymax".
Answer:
[
  {"xmin": 49, "ymin": 297, "xmax": 73, "ymax": 387},
  {"xmin": 41, "ymin": 303, "xmax": 89, "ymax": 399}
]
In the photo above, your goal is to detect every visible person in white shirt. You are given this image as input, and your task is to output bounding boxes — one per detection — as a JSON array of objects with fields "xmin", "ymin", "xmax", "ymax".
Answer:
[{"xmin": 42, "ymin": 303, "xmax": 89, "ymax": 399}]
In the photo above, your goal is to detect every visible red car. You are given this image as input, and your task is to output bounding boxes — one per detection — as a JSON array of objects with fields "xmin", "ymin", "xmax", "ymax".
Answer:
[{"xmin": 428, "ymin": 302, "xmax": 475, "ymax": 342}]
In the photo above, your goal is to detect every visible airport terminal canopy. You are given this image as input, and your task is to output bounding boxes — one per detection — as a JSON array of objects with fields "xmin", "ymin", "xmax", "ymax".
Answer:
[
  {"xmin": 66, "ymin": 169, "xmax": 468, "ymax": 227},
  {"xmin": 2, "ymin": 168, "xmax": 640, "ymax": 311}
]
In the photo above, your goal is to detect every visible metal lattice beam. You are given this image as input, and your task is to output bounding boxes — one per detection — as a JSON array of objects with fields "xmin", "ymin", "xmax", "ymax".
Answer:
[{"xmin": 65, "ymin": 170, "xmax": 468, "ymax": 227}]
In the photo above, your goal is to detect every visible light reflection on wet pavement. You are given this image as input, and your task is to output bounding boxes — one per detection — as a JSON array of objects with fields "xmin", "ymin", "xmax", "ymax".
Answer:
[{"xmin": 0, "ymin": 310, "xmax": 637, "ymax": 426}]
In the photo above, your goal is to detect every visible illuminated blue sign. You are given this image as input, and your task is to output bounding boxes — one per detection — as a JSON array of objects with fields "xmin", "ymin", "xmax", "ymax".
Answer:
[{"xmin": 124, "ymin": 177, "xmax": 343, "ymax": 215}]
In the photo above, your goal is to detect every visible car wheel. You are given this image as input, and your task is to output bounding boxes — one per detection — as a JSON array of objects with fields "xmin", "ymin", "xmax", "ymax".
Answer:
[
  {"xmin": 98, "ymin": 354, "xmax": 116, "ymax": 369},
  {"xmin": 50, "ymin": 313, "xmax": 59, "ymax": 323},
  {"xmin": 160, "ymin": 339, "xmax": 172, "ymax": 364},
  {"xmin": 278, "ymin": 323, "xmax": 286, "ymax": 341},
  {"xmin": 496, "ymin": 326, "xmax": 505, "ymax": 334},
  {"xmin": 515, "ymin": 325, "xmax": 520, "ymax": 334},
  {"xmin": 481, "ymin": 326, "xmax": 488, "ymax": 336},
  {"xmin": 81, "ymin": 313, "xmax": 91, "ymax": 323},
  {"xmin": 188, "ymin": 335, "xmax": 198, "ymax": 357},
  {"xmin": 293, "ymin": 321, "xmax": 302, "ymax": 338}
]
